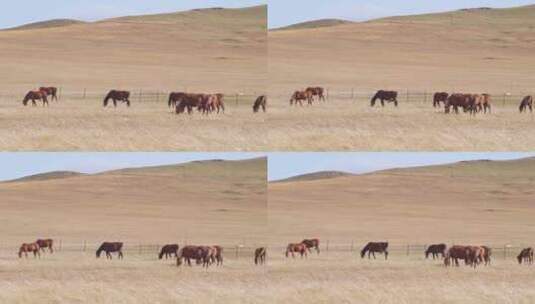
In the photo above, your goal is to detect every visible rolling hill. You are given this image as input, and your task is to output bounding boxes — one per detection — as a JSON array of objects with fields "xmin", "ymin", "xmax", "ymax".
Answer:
[{"xmin": 0, "ymin": 157, "xmax": 267, "ymax": 244}]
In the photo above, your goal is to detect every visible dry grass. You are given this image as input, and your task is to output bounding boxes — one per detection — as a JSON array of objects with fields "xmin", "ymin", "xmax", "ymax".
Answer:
[{"xmin": 0, "ymin": 97, "xmax": 267, "ymax": 151}]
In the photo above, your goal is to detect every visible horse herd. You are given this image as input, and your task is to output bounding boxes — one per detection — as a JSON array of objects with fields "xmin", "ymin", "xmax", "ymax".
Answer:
[
  {"xmin": 20, "ymin": 87, "xmax": 268, "ymax": 114},
  {"xmin": 15, "ymin": 238, "xmax": 535, "ymax": 269}
]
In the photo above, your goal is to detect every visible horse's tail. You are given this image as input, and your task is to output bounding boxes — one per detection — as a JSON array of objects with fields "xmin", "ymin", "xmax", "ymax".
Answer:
[
  {"xmin": 168, "ymin": 93, "xmax": 174, "ymax": 108},
  {"xmin": 22, "ymin": 92, "xmax": 30, "ymax": 106},
  {"xmin": 285, "ymin": 245, "xmax": 290, "ymax": 257},
  {"xmin": 103, "ymin": 92, "xmax": 111, "ymax": 107},
  {"xmin": 158, "ymin": 248, "xmax": 165, "ymax": 260},
  {"xmin": 176, "ymin": 247, "xmax": 184, "ymax": 266},
  {"xmin": 360, "ymin": 243, "xmax": 370, "ymax": 258},
  {"xmin": 18, "ymin": 246, "xmax": 23, "ymax": 258},
  {"xmin": 96, "ymin": 244, "xmax": 104, "ymax": 258},
  {"xmin": 370, "ymin": 93, "xmax": 378, "ymax": 106}
]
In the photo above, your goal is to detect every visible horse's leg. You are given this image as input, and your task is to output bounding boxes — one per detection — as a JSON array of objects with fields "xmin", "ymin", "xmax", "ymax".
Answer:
[
  {"xmin": 385, "ymin": 251, "xmax": 388, "ymax": 260},
  {"xmin": 113, "ymin": 99, "xmax": 117, "ymax": 107},
  {"xmin": 381, "ymin": 99, "xmax": 385, "ymax": 107}
]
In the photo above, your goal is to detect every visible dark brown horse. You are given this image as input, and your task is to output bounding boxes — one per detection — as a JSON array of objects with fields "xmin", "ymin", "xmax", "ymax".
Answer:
[
  {"xmin": 22, "ymin": 90, "xmax": 48, "ymax": 106},
  {"xmin": 285, "ymin": 243, "xmax": 307, "ymax": 258},
  {"xmin": 19, "ymin": 243, "xmax": 40, "ymax": 258},
  {"xmin": 290, "ymin": 90, "xmax": 312, "ymax": 106},
  {"xmin": 371, "ymin": 90, "xmax": 398, "ymax": 107},
  {"xmin": 253, "ymin": 95, "xmax": 267, "ymax": 113},
  {"xmin": 445, "ymin": 93, "xmax": 470, "ymax": 114},
  {"xmin": 519, "ymin": 96, "xmax": 533, "ymax": 113},
  {"xmin": 301, "ymin": 239, "xmax": 320, "ymax": 254},
  {"xmin": 433, "ymin": 92, "xmax": 449, "ymax": 107},
  {"xmin": 517, "ymin": 247, "xmax": 534, "ymax": 265},
  {"xmin": 168, "ymin": 92, "xmax": 186, "ymax": 108},
  {"xmin": 36, "ymin": 239, "xmax": 54, "ymax": 253},
  {"xmin": 305, "ymin": 87, "xmax": 326, "ymax": 102},
  {"xmin": 39, "ymin": 87, "xmax": 58, "ymax": 101},
  {"xmin": 175, "ymin": 93, "xmax": 203, "ymax": 114},
  {"xmin": 444, "ymin": 245, "xmax": 470, "ymax": 267},
  {"xmin": 425, "ymin": 243, "xmax": 446, "ymax": 259},
  {"xmin": 177, "ymin": 245, "xmax": 201, "ymax": 266},
  {"xmin": 255, "ymin": 247, "xmax": 266, "ymax": 265},
  {"xmin": 103, "ymin": 90, "xmax": 130, "ymax": 107},
  {"xmin": 361, "ymin": 242, "xmax": 389, "ymax": 259},
  {"xmin": 159, "ymin": 244, "xmax": 179, "ymax": 259},
  {"xmin": 96, "ymin": 242, "xmax": 124, "ymax": 259}
]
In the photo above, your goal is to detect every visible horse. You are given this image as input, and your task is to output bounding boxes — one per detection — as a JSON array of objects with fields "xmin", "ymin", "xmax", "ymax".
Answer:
[
  {"xmin": 480, "ymin": 94, "xmax": 492, "ymax": 113},
  {"xmin": 445, "ymin": 93, "xmax": 470, "ymax": 114},
  {"xmin": 290, "ymin": 90, "xmax": 312, "ymax": 106},
  {"xmin": 285, "ymin": 243, "xmax": 308, "ymax": 258},
  {"xmin": 18, "ymin": 243, "xmax": 40, "ymax": 258},
  {"xmin": 517, "ymin": 247, "xmax": 534, "ymax": 265},
  {"xmin": 519, "ymin": 96, "xmax": 533, "ymax": 113},
  {"xmin": 465, "ymin": 246, "xmax": 485, "ymax": 268},
  {"xmin": 103, "ymin": 90, "xmax": 130, "ymax": 107},
  {"xmin": 425, "ymin": 243, "xmax": 446, "ymax": 259},
  {"xmin": 254, "ymin": 247, "xmax": 266, "ymax": 265},
  {"xmin": 305, "ymin": 87, "xmax": 326, "ymax": 102},
  {"xmin": 168, "ymin": 92, "xmax": 187, "ymax": 108},
  {"xmin": 433, "ymin": 92, "xmax": 449, "ymax": 107},
  {"xmin": 22, "ymin": 90, "xmax": 48, "ymax": 106},
  {"xmin": 176, "ymin": 94, "xmax": 203, "ymax": 114},
  {"xmin": 159, "ymin": 244, "xmax": 179, "ymax": 259},
  {"xmin": 301, "ymin": 239, "xmax": 320, "ymax": 254},
  {"xmin": 96, "ymin": 242, "xmax": 124, "ymax": 259},
  {"xmin": 370, "ymin": 90, "xmax": 398, "ymax": 107},
  {"xmin": 211, "ymin": 245, "xmax": 223, "ymax": 266},
  {"xmin": 480, "ymin": 246, "xmax": 492, "ymax": 266},
  {"xmin": 212, "ymin": 93, "xmax": 225, "ymax": 113},
  {"xmin": 39, "ymin": 87, "xmax": 58, "ymax": 101},
  {"xmin": 177, "ymin": 245, "xmax": 207, "ymax": 267},
  {"xmin": 36, "ymin": 239, "xmax": 54, "ymax": 253},
  {"xmin": 253, "ymin": 95, "xmax": 267, "ymax": 113},
  {"xmin": 361, "ymin": 242, "xmax": 389, "ymax": 260},
  {"xmin": 444, "ymin": 245, "xmax": 470, "ymax": 267}
]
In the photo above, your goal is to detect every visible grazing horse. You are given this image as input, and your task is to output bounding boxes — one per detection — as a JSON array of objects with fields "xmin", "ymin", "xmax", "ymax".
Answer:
[
  {"xmin": 361, "ymin": 242, "xmax": 389, "ymax": 260},
  {"xmin": 253, "ymin": 95, "xmax": 267, "ymax": 113},
  {"xmin": 168, "ymin": 92, "xmax": 186, "ymax": 108},
  {"xmin": 19, "ymin": 243, "xmax": 40, "ymax": 258},
  {"xmin": 444, "ymin": 245, "xmax": 470, "ymax": 267},
  {"xmin": 159, "ymin": 244, "xmax": 179, "ymax": 259},
  {"xmin": 36, "ymin": 239, "xmax": 54, "ymax": 253},
  {"xmin": 22, "ymin": 90, "xmax": 48, "ymax": 106},
  {"xmin": 480, "ymin": 94, "xmax": 492, "ymax": 113},
  {"xmin": 305, "ymin": 87, "xmax": 326, "ymax": 102},
  {"xmin": 290, "ymin": 90, "xmax": 312, "ymax": 106},
  {"xmin": 517, "ymin": 247, "xmax": 534, "ymax": 265},
  {"xmin": 519, "ymin": 96, "xmax": 533, "ymax": 113},
  {"xmin": 39, "ymin": 87, "xmax": 58, "ymax": 101},
  {"xmin": 285, "ymin": 243, "xmax": 308, "ymax": 258},
  {"xmin": 177, "ymin": 245, "xmax": 206, "ymax": 267},
  {"xmin": 176, "ymin": 93, "xmax": 203, "ymax": 114},
  {"xmin": 433, "ymin": 92, "xmax": 449, "ymax": 107},
  {"xmin": 445, "ymin": 93, "xmax": 470, "ymax": 114},
  {"xmin": 212, "ymin": 93, "xmax": 225, "ymax": 113},
  {"xmin": 103, "ymin": 90, "xmax": 130, "ymax": 107},
  {"xmin": 301, "ymin": 239, "xmax": 320, "ymax": 254},
  {"xmin": 96, "ymin": 242, "xmax": 124, "ymax": 259},
  {"xmin": 425, "ymin": 243, "xmax": 446, "ymax": 259},
  {"xmin": 480, "ymin": 246, "xmax": 492, "ymax": 266},
  {"xmin": 465, "ymin": 246, "xmax": 485, "ymax": 268},
  {"xmin": 211, "ymin": 245, "xmax": 223, "ymax": 266},
  {"xmin": 370, "ymin": 90, "xmax": 398, "ymax": 107},
  {"xmin": 254, "ymin": 247, "xmax": 266, "ymax": 265}
]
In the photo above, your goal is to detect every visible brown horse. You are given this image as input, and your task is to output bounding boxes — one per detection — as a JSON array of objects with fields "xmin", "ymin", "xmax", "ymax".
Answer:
[
  {"xmin": 425, "ymin": 243, "xmax": 446, "ymax": 259},
  {"xmin": 255, "ymin": 247, "xmax": 266, "ymax": 265},
  {"xmin": 175, "ymin": 93, "xmax": 203, "ymax": 114},
  {"xmin": 103, "ymin": 90, "xmax": 130, "ymax": 107},
  {"xmin": 168, "ymin": 92, "xmax": 186, "ymax": 108},
  {"xmin": 212, "ymin": 93, "xmax": 225, "ymax": 113},
  {"xmin": 444, "ymin": 245, "xmax": 470, "ymax": 267},
  {"xmin": 371, "ymin": 90, "xmax": 398, "ymax": 107},
  {"xmin": 285, "ymin": 243, "xmax": 308, "ymax": 258},
  {"xmin": 36, "ymin": 239, "xmax": 54, "ymax": 253},
  {"xmin": 480, "ymin": 245, "xmax": 492, "ymax": 266},
  {"xmin": 159, "ymin": 244, "xmax": 179, "ymax": 259},
  {"xmin": 39, "ymin": 87, "xmax": 58, "ymax": 101},
  {"xmin": 465, "ymin": 246, "xmax": 485, "ymax": 268},
  {"xmin": 517, "ymin": 247, "xmax": 534, "ymax": 265},
  {"xmin": 519, "ymin": 96, "xmax": 533, "ymax": 113},
  {"xmin": 361, "ymin": 242, "xmax": 389, "ymax": 259},
  {"xmin": 433, "ymin": 92, "xmax": 449, "ymax": 107},
  {"xmin": 290, "ymin": 90, "xmax": 312, "ymax": 106},
  {"xmin": 253, "ymin": 95, "xmax": 267, "ymax": 113},
  {"xmin": 19, "ymin": 243, "xmax": 40, "ymax": 258},
  {"xmin": 211, "ymin": 245, "xmax": 223, "ymax": 266},
  {"xmin": 96, "ymin": 242, "xmax": 124, "ymax": 259},
  {"xmin": 301, "ymin": 239, "xmax": 320, "ymax": 254},
  {"xmin": 479, "ymin": 94, "xmax": 492, "ymax": 113},
  {"xmin": 22, "ymin": 90, "xmax": 48, "ymax": 106},
  {"xmin": 305, "ymin": 87, "xmax": 326, "ymax": 102},
  {"xmin": 445, "ymin": 93, "xmax": 470, "ymax": 114},
  {"xmin": 177, "ymin": 245, "xmax": 203, "ymax": 266}
]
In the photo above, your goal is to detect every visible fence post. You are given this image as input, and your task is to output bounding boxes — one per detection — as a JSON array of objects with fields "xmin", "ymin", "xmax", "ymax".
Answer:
[
  {"xmin": 503, "ymin": 93, "xmax": 506, "ymax": 107},
  {"xmin": 83, "ymin": 240, "xmax": 86, "ymax": 252},
  {"xmin": 235, "ymin": 246, "xmax": 239, "ymax": 259},
  {"xmin": 424, "ymin": 91, "xmax": 427, "ymax": 104},
  {"xmin": 504, "ymin": 245, "xmax": 507, "ymax": 260},
  {"xmin": 406, "ymin": 89, "xmax": 409, "ymax": 103},
  {"xmin": 326, "ymin": 240, "xmax": 329, "ymax": 253},
  {"xmin": 139, "ymin": 90, "xmax": 143, "ymax": 103},
  {"xmin": 406, "ymin": 244, "xmax": 410, "ymax": 256},
  {"xmin": 83, "ymin": 88, "xmax": 86, "ymax": 99},
  {"xmin": 351, "ymin": 88, "xmax": 354, "ymax": 101},
  {"xmin": 156, "ymin": 91, "xmax": 159, "ymax": 103},
  {"xmin": 235, "ymin": 94, "xmax": 238, "ymax": 106}
]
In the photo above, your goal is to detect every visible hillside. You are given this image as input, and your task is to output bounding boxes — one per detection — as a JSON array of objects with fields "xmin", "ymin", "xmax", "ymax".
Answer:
[
  {"xmin": 273, "ymin": 19, "xmax": 353, "ymax": 31},
  {"xmin": 268, "ymin": 4, "xmax": 535, "ymax": 93},
  {"xmin": 4, "ymin": 19, "xmax": 85, "ymax": 31},
  {"xmin": 268, "ymin": 157, "xmax": 535, "ymax": 245},
  {"xmin": 0, "ymin": 157, "xmax": 267, "ymax": 244},
  {"xmin": 273, "ymin": 170, "xmax": 353, "ymax": 183},
  {"xmin": 0, "ymin": 5, "xmax": 267, "ymax": 93},
  {"xmin": 5, "ymin": 171, "xmax": 84, "ymax": 183}
]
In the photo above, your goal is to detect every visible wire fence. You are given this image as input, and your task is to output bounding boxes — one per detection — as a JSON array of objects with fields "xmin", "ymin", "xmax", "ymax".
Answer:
[
  {"xmin": 1, "ymin": 240, "xmax": 530, "ymax": 261},
  {"xmin": 0, "ymin": 89, "xmax": 262, "ymax": 107},
  {"xmin": 272, "ymin": 89, "xmax": 534, "ymax": 107}
]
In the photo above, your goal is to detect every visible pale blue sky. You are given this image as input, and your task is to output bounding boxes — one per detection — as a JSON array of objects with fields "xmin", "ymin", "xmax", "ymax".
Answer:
[
  {"xmin": 0, "ymin": 153, "xmax": 264, "ymax": 182},
  {"xmin": 0, "ymin": 1, "xmax": 533, "ymax": 29},
  {"xmin": 268, "ymin": 153, "xmax": 535, "ymax": 181}
]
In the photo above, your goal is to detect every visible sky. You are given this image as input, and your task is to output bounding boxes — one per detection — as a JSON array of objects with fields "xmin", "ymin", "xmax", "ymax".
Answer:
[
  {"xmin": 267, "ymin": 152, "xmax": 535, "ymax": 181},
  {"xmin": 1, "ymin": 1, "xmax": 533, "ymax": 29},
  {"xmin": 0, "ymin": 153, "xmax": 264, "ymax": 182}
]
